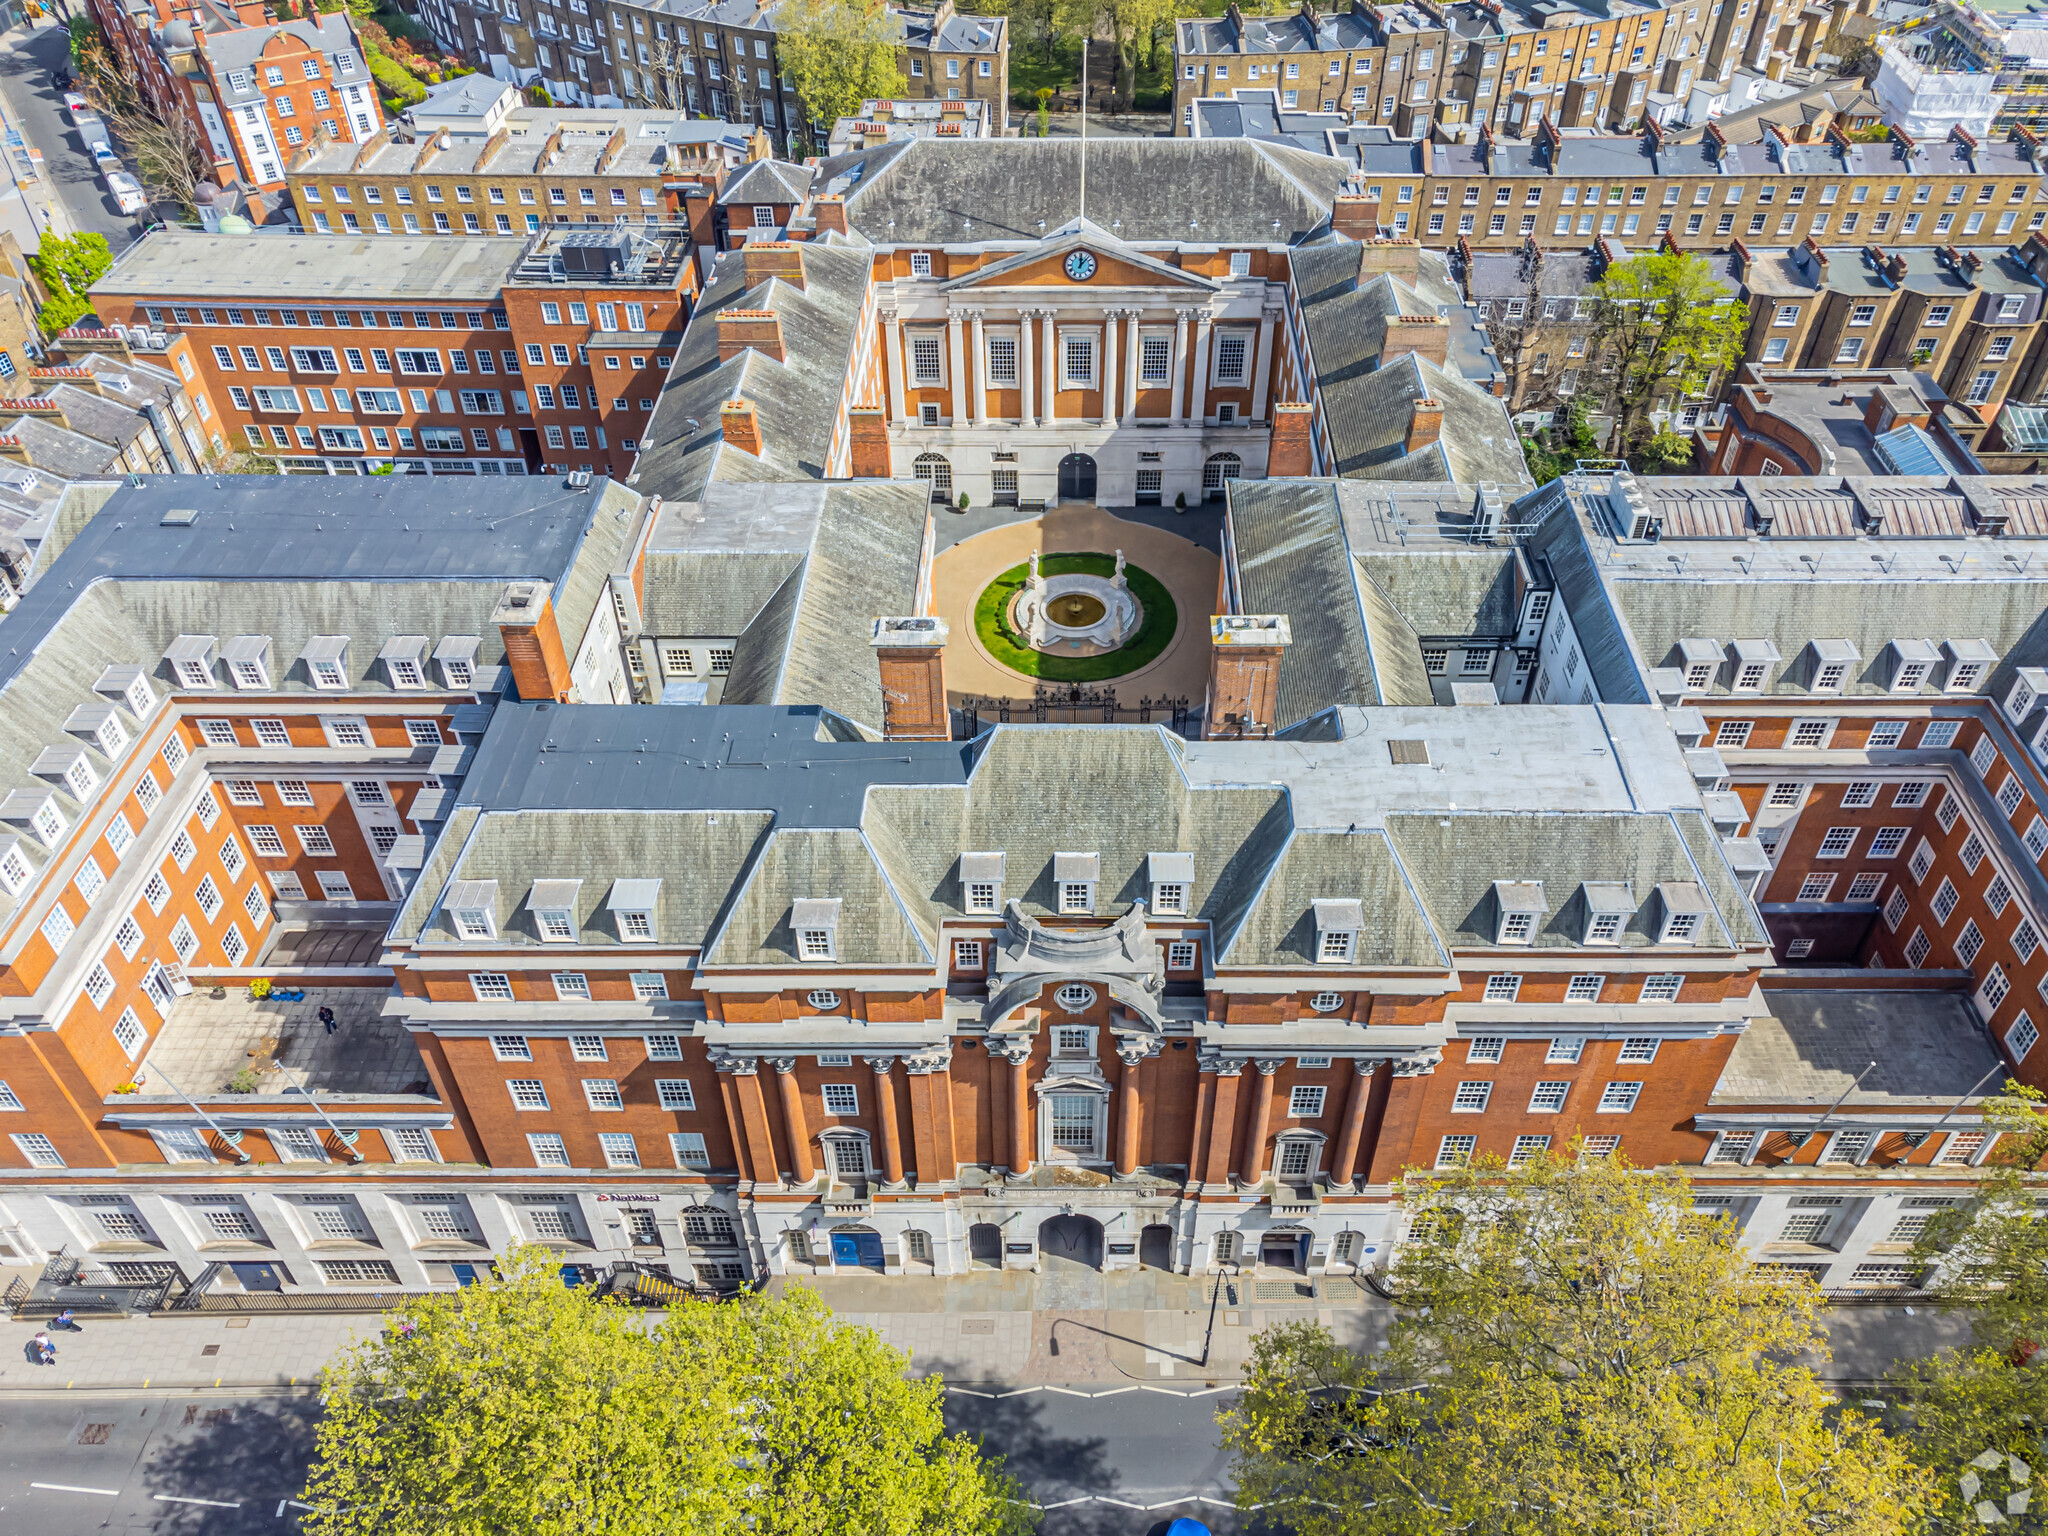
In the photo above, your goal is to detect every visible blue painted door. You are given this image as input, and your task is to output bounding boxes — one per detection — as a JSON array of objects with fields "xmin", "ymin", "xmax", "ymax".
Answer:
[{"xmin": 831, "ymin": 1232, "xmax": 884, "ymax": 1268}]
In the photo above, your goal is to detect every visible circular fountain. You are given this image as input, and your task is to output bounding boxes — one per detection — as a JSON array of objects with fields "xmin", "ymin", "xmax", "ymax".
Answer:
[{"xmin": 1012, "ymin": 551, "xmax": 1141, "ymax": 653}]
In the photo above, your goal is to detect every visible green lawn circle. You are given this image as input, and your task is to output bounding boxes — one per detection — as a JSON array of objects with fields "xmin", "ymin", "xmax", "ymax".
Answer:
[{"xmin": 973, "ymin": 553, "xmax": 1179, "ymax": 682}]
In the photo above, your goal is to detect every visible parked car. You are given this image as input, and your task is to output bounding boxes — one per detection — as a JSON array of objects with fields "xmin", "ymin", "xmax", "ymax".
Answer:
[
  {"xmin": 73, "ymin": 114, "xmax": 110, "ymax": 154},
  {"xmin": 90, "ymin": 144, "xmax": 119, "ymax": 174},
  {"xmin": 61, "ymin": 91, "xmax": 90, "ymax": 121},
  {"xmin": 104, "ymin": 171, "xmax": 148, "ymax": 216}
]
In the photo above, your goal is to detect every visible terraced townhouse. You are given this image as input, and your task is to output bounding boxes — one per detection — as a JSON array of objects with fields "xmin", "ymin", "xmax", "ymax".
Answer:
[
  {"xmin": 1174, "ymin": 0, "xmax": 1836, "ymax": 140},
  {"xmin": 405, "ymin": 0, "xmax": 1007, "ymax": 147}
]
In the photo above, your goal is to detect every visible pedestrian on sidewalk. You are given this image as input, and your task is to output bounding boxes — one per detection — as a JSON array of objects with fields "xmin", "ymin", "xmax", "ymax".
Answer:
[
  {"xmin": 52, "ymin": 1308, "xmax": 81, "ymax": 1331},
  {"xmin": 29, "ymin": 1331, "xmax": 55, "ymax": 1364},
  {"xmin": 319, "ymin": 1005, "xmax": 337, "ymax": 1035}
]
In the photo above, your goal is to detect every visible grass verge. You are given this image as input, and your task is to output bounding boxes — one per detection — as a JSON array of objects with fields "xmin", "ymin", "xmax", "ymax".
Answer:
[{"xmin": 972, "ymin": 551, "xmax": 1179, "ymax": 682}]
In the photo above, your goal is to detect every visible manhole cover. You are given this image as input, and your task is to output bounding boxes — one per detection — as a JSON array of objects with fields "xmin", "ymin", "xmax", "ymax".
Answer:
[
  {"xmin": 959, "ymin": 1318, "xmax": 995, "ymax": 1336},
  {"xmin": 200, "ymin": 1344, "xmax": 220, "ymax": 1357},
  {"xmin": 78, "ymin": 1423, "xmax": 111, "ymax": 1445}
]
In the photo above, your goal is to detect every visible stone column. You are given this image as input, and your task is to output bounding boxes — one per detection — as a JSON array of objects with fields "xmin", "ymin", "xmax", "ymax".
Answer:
[
  {"xmin": 1024, "ymin": 313, "xmax": 1040, "ymax": 430},
  {"xmin": 1189, "ymin": 312, "xmax": 1214, "ymax": 425},
  {"xmin": 1115, "ymin": 1044, "xmax": 1146, "ymax": 1177},
  {"xmin": 1251, "ymin": 306, "xmax": 1281, "ymax": 422},
  {"xmin": 1239, "ymin": 1059, "xmax": 1277, "ymax": 1186},
  {"xmin": 905, "ymin": 1049, "xmax": 956, "ymax": 1185},
  {"xmin": 868, "ymin": 1055, "xmax": 906, "ymax": 1185},
  {"xmin": 947, "ymin": 313, "xmax": 967, "ymax": 425},
  {"xmin": 1122, "ymin": 310, "xmax": 1141, "ymax": 425},
  {"xmin": 1042, "ymin": 311, "xmax": 1058, "ymax": 424},
  {"xmin": 1329, "ymin": 1057, "xmax": 1375, "ymax": 1189},
  {"xmin": 772, "ymin": 1057, "xmax": 813, "ymax": 1185},
  {"xmin": 881, "ymin": 308, "xmax": 905, "ymax": 424},
  {"xmin": 966, "ymin": 310, "xmax": 986, "ymax": 427},
  {"xmin": 723, "ymin": 1055, "xmax": 781, "ymax": 1185},
  {"xmin": 1169, "ymin": 308, "xmax": 1193, "ymax": 423}
]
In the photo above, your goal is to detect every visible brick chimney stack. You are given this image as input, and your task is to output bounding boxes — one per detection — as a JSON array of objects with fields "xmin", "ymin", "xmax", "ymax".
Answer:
[
  {"xmin": 493, "ymin": 582, "xmax": 576, "ymax": 703},
  {"xmin": 717, "ymin": 310, "xmax": 786, "ymax": 363},
  {"xmin": 813, "ymin": 193, "xmax": 848, "ymax": 236},
  {"xmin": 848, "ymin": 407, "xmax": 890, "ymax": 478},
  {"xmin": 1204, "ymin": 615, "xmax": 1292, "ymax": 740},
  {"xmin": 1383, "ymin": 314, "xmax": 1450, "ymax": 368},
  {"xmin": 871, "ymin": 617, "xmax": 950, "ymax": 741},
  {"xmin": 1268, "ymin": 402, "xmax": 1315, "ymax": 477},
  {"xmin": 742, "ymin": 240, "xmax": 806, "ymax": 291},
  {"xmin": 1331, "ymin": 195, "xmax": 1376, "ymax": 240},
  {"xmin": 1406, "ymin": 397, "xmax": 1444, "ymax": 454},
  {"xmin": 721, "ymin": 399, "xmax": 764, "ymax": 456}
]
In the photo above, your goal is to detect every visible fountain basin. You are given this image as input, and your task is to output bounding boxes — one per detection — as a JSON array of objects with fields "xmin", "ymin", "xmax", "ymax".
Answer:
[{"xmin": 1014, "ymin": 573, "xmax": 1140, "ymax": 652}]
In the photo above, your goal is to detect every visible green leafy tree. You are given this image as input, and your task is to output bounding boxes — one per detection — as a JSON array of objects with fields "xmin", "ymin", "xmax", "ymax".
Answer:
[
  {"xmin": 368, "ymin": 48, "xmax": 428, "ymax": 107},
  {"xmin": 1036, "ymin": 86, "xmax": 1053, "ymax": 136},
  {"xmin": 28, "ymin": 231, "xmax": 113, "ymax": 335},
  {"xmin": 777, "ymin": 0, "xmax": 908, "ymax": 143},
  {"xmin": 1636, "ymin": 426, "xmax": 1697, "ymax": 474},
  {"xmin": 301, "ymin": 1246, "xmax": 1032, "ymax": 1536},
  {"xmin": 1521, "ymin": 394, "xmax": 1599, "ymax": 485},
  {"xmin": 1221, "ymin": 1148, "xmax": 1932, "ymax": 1536},
  {"xmin": 1586, "ymin": 249, "xmax": 1747, "ymax": 457},
  {"xmin": 1912, "ymin": 1083, "xmax": 2048, "ymax": 1351}
]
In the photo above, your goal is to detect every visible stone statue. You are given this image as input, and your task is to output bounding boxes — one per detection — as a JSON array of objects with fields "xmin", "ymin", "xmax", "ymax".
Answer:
[
  {"xmin": 1113, "ymin": 549, "xmax": 1127, "ymax": 589},
  {"xmin": 1028, "ymin": 550, "xmax": 1043, "ymax": 591}
]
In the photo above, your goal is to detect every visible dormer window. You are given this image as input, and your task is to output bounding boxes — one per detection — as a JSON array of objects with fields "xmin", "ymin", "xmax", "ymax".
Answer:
[
  {"xmin": 1675, "ymin": 637, "xmax": 1722, "ymax": 692},
  {"xmin": 1654, "ymin": 882, "xmax": 1708, "ymax": 945},
  {"xmin": 34, "ymin": 747, "xmax": 97, "ymax": 802},
  {"xmin": 97, "ymin": 665, "xmax": 158, "ymax": 720},
  {"xmin": 1942, "ymin": 639, "xmax": 1996, "ymax": 694},
  {"xmin": 1148, "ymin": 852, "xmax": 1193, "ymax": 917},
  {"xmin": 1054, "ymin": 852, "xmax": 1098, "ymax": 915},
  {"xmin": 445, "ymin": 878, "xmax": 499, "ymax": 940},
  {"xmin": 1579, "ymin": 882, "xmax": 1634, "ymax": 945},
  {"xmin": 1313, "ymin": 898, "xmax": 1363, "ymax": 965},
  {"xmin": 381, "ymin": 636, "xmax": 429, "ymax": 690},
  {"xmin": 1803, "ymin": 638, "xmax": 1858, "ymax": 694},
  {"xmin": 608, "ymin": 879, "xmax": 663, "ymax": 944},
  {"xmin": 223, "ymin": 636, "xmax": 272, "ymax": 691},
  {"xmin": 301, "ymin": 636, "xmax": 350, "ymax": 690},
  {"xmin": 66, "ymin": 702, "xmax": 127, "ymax": 758},
  {"xmin": 0, "ymin": 839, "xmax": 29, "ymax": 897},
  {"xmin": 791, "ymin": 897, "xmax": 841, "ymax": 962},
  {"xmin": 435, "ymin": 635, "xmax": 481, "ymax": 690},
  {"xmin": 164, "ymin": 635, "xmax": 218, "ymax": 690},
  {"xmin": 2006, "ymin": 668, "xmax": 2048, "ymax": 724},
  {"xmin": 1493, "ymin": 881, "xmax": 1544, "ymax": 945},
  {"xmin": 960, "ymin": 851, "xmax": 1004, "ymax": 914},
  {"xmin": 1884, "ymin": 638, "xmax": 1941, "ymax": 693},
  {"xmin": 1727, "ymin": 638, "xmax": 1780, "ymax": 693},
  {"xmin": 526, "ymin": 878, "xmax": 582, "ymax": 943}
]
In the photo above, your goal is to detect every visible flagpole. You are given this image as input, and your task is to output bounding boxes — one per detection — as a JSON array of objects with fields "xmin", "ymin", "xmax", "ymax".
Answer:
[{"xmin": 1079, "ymin": 29, "xmax": 1087, "ymax": 223}]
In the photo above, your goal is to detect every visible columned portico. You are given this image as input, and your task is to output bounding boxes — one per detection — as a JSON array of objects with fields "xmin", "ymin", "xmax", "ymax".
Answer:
[
  {"xmin": 965, "ymin": 311, "xmax": 986, "ymax": 427},
  {"xmin": 1189, "ymin": 311, "xmax": 1214, "ymax": 424},
  {"xmin": 1169, "ymin": 308, "xmax": 1192, "ymax": 423},
  {"xmin": 1120, "ymin": 308, "xmax": 1140, "ymax": 425},
  {"xmin": 881, "ymin": 308, "xmax": 905, "ymax": 425}
]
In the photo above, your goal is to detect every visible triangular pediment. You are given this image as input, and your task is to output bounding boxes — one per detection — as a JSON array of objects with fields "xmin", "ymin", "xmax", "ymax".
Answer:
[{"xmin": 942, "ymin": 231, "xmax": 1218, "ymax": 294}]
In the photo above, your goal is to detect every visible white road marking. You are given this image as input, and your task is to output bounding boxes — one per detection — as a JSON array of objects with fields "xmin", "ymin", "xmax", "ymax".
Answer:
[
  {"xmin": 154, "ymin": 1494, "xmax": 243, "ymax": 1508},
  {"xmin": 30, "ymin": 1483, "xmax": 119, "ymax": 1496}
]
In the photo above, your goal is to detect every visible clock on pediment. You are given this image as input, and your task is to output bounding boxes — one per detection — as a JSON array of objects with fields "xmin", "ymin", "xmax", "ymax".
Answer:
[{"xmin": 1063, "ymin": 249, "xmax": 1098, "ymax": 282}]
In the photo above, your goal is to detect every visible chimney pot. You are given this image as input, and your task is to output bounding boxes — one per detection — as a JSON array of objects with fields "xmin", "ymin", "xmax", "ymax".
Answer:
[
  {"xmin": 717, "ymin": 309, "xmax": 786, "ymax": 364},
  {"xmin": 848, "ymin": 406, "xmax": 890, "ymax": 478},
  {"xmin": 721, "ymin": 398, "xmax": 764, "ymax": 456},
  {"xmin": 1406, "ymin": 397, "xmax": 1445, "ymax": 455},
  {"xmin": 741, "ymin": 240, "xmax": 805, "ymax": 291},
  {"xmin": 1269, "ymin": 402, "xmax": 1316, "ymax": 477}
]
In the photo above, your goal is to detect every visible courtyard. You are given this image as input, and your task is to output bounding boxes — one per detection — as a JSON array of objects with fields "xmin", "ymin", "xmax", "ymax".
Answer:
[{"xmin": 929, "ymin": 503, "xmax": 1222, "ymax": 721}]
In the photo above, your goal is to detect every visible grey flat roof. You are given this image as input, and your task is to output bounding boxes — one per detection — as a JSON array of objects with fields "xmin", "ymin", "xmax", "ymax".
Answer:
[
  {"xmin": 455, "ymin": 702, "xmax": 974, "ymax": 826},
  {"xmin": 92, "ymin": 231, "xmax": 532, "ymax": 301},
  {"xmin": 0, "ymin": 475, "xmax": 614, "ymax": 698},
  {"xmin": 1182, "ymin": 703, "xmax": 1707, "ymax": 826},
  {"xmin": 1711, "ymin": 988, "xmax": 2004, "ymax": 1107}
]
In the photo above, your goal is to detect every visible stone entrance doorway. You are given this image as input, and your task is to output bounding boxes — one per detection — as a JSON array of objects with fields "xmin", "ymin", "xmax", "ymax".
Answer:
[
  {"xmin": 1038, "ymin": 1213, "xmax": 1104, "ymax": 1269},
  {"xmin": 1058, "ymin": 452, "xmax": 1098, "ymax": 502}
]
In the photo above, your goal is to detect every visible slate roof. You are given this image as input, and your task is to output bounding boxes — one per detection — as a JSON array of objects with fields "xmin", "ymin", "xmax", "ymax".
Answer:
[
  {"xmin": 717, "ymin": 159, "xmax": 815, "ymax": 206},
  {"xmin": 632, "ymin": 237, "xmax": 871, "ymax": 504},
  {"xmin": 92, "ymin": 230, "xmax": 529, "ymax": 302},
  {"xmin": 816, "ymin": 138, "xmax": 1350, "ymax": 245}
]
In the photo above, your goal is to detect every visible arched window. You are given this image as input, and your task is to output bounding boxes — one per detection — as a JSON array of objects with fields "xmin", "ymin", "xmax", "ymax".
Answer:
[
  {"xmin": 1213, "ymin": 1230, "xmax": 1243, "ymax": 1266},
  {"xmin": 903, "ymin": 1228, "xmax": 933, "ymax": 1264},
  {"xmin": 1203, "ymin": 452, "xmax": 1242, "ymax": 498},
  {"xmin": 913, "ymin": 452, "xmax": 952, "ymax": 503},
  {"xmin": 820, "ymin": 1130, "xmax": 871, "ymax": 1181},
  {"xmin": 806, "ymin": 989, "xmax": 841, "ymax": 1011},
  {"xmin": 1054, "ymin": 982, "xmax": 1097, "ymax": 1012}
]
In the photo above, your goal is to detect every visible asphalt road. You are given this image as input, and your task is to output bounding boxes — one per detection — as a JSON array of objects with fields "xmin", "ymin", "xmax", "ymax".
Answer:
[
  {"xmin": 0, "ymin": 1392, "xmax": 320, "ymax": 1535},
  {"xmin": 0, "ymin": 1385, "xmax": 1261, "ymax": 1536},
  {"xmin": 0, "ymin": 16, "xmax": 145, "ymax": 251}
]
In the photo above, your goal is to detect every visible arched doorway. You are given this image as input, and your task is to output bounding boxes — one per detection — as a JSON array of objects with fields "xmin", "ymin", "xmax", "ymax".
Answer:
[
  {"xmin": 914, "ymin": 452, "xmax": 952, "ymax": 504},
  {"xmin": 1203, "ymin": 452, "xmax": 1242, "ymax": 500},
  {"xmin": 968, "ymin": 1222, "xmax": 1003, "ymax": 1269},
  {"xmin": 1259, "ymin": 1227, "xmax": 1311, "ymax": 1273},
  {"xmin": 1038, "ymin": 1213, "xmax": 1104, "ymax": 1269},
  {"xmin": 1057, "ymin": 452, "xmax": 1097, "ymax": 503},
  {"xmin": 1139, "ymin": 1223, "xmax": 1175, "ymax": 1270}
]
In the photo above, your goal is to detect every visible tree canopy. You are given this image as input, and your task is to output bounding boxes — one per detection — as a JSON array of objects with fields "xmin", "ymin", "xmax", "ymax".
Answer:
[
  {"xmin": 27, "ymin": 231, "xmax": 114, "ymax": 335},
  {"xmin": 1586, "ymin": 250, "xmax": 1748, "ymax": 456},
  {"xmin": 1221, "ymin": 1148, "xmax": 1931, "ymax": 1536},
  {"xmin": 301, "ymin": 1247, "xmax": 1032, "ymax": 1536},
  {"xmin": 776, "ymin": 0, "xmax": 908, "ymax": 143}
]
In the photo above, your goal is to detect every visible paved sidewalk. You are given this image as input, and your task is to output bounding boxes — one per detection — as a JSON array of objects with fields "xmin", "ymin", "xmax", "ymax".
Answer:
[{"xmin": 0, "ymin": 1269, "xmax": 1980, "ymax": 1395}]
